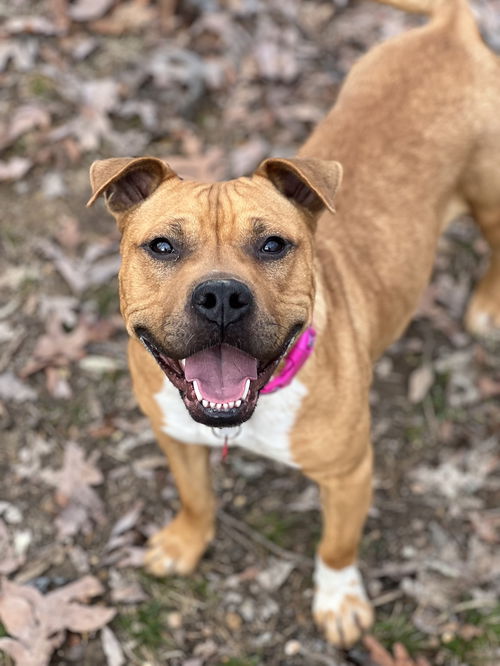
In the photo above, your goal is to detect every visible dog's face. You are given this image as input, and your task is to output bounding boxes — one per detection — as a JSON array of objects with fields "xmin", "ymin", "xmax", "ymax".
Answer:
[{"xmin": 88, "ymin": 156, "xmax": 341, "ymax": 427}]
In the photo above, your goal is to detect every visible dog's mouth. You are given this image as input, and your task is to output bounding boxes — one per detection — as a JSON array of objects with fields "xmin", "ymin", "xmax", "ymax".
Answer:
[{"xmin": 137, "ymin": 329, "xmax": 300, "ymax": 427}]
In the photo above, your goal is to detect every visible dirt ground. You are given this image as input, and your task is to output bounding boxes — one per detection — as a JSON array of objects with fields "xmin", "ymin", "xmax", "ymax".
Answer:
[{"xmin": 0, "ymin": 1, "xmax": 499, "ymax": 665}]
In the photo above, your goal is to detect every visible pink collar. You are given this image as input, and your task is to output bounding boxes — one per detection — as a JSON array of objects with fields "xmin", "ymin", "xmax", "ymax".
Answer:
[{"xmin": 261, "ymin": 326, "xmax": 316, "ymax": 394}]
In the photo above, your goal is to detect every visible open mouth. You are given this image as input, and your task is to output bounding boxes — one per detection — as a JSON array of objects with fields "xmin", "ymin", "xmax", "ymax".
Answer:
[{"xmin": 137, "ymin": 329, "xmax": 298, "ymax": 427}]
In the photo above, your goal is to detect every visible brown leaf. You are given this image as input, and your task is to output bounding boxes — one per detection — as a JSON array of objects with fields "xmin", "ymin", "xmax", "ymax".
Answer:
[
  {"xmin": 20, "ymin": 314, "xmax": 117, "ymax": 379},
  {"xmin": 91, "ymin": 0, "xmax": 158, "ymax": 35},
  {"xmin": 101, "ymin": 626, "xmax": 125, "ymax": 666},
  {"xmin": 0, "ymin": 158, "xmax": 32, "ymax": 181},
  {"xmin": 0, "ymin": 577, "xmax": 115, "ymax": 666},
  {"xmin": 408, "ymin": 364, "xmax": 434, "ymax": 404},
  {"xmin": 0, "ymin": 105, "xmax": 51, "ymax": 152},
  {"xmin": 363, "ymin": 636, "xmax": 431, "ymax": 666},
  {"xmin": 69, "ymin": 0, "xmax": 117, "ymax": 22},
  {"xmin": 41, "ymin": 442, "xmax": 105, "ymax": 538},
  {"xmin": 4, "ymin": 16, "xmax": 63, "ymax": 35}
]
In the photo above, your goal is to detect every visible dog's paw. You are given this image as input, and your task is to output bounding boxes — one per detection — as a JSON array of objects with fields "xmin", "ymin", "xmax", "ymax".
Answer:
[
  {"xmin": 312, "ymin": 558, "xmax": 373, "ymax": 648},
  {"xmin": 144, "ymin": 516, "xmax": 214, "ymax": 577},
  {"xmin": 465, "ymin": 276, "xmax": 500, "ymax": 341}
]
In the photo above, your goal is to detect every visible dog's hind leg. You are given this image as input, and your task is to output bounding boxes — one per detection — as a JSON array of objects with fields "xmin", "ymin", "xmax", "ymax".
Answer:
[
  {"xmin": 464, "ymin": 201, "xmax": 500, "ymax": 338},
  {"xmin": 310, "ymin": 446, "xmax": 374, "ymax": 647},
  {"xmin": 144, "ymin": 433, "xmax": 216, "ymax": 576}
]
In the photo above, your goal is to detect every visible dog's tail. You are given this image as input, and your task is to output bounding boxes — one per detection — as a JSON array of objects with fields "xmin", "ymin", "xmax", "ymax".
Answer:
[{"xmin": 372, "ymin": 0, "xmax": 465, "ymax": 16}]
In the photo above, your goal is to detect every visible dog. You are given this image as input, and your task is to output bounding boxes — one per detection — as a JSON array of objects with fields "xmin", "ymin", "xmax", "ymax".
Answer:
[{"xmin": 87, "ymin": 0, "xmax": 500, "ymax": 647}]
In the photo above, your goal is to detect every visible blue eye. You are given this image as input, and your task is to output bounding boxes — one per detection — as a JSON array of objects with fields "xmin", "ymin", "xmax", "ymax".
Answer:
[
  {"xmin": 260, "ymin": 236, "xmax": 287, "ymax": 255},
  {"xmin": 149, "ymin": 238, "xmax": 174, "ymax": 255}
]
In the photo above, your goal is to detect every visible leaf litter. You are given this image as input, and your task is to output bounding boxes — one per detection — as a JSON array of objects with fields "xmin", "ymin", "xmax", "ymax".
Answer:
[{"xmin": 1, "ymin": 0, "xmax": 500, "ymax": 664}]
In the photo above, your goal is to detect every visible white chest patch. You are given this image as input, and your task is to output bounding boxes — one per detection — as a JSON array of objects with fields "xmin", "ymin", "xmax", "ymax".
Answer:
[{"xmin": 154, "ymin": 377, "xmax": 308, "ymax": 467}]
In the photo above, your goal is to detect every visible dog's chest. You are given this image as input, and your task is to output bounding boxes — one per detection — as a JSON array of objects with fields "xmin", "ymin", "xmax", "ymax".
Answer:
[{"xmin": 154, "ymin": 377, "xmax": 308, "ymax": 467}]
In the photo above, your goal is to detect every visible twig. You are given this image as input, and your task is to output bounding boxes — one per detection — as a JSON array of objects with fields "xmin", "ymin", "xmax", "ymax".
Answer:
[
  {"xmin": 218, "ymin": 510, "xmax": 312, "ymax": 567},
  {"xmin": 372, "ymin": 589, "xmax": 404, "ymax": 607}
]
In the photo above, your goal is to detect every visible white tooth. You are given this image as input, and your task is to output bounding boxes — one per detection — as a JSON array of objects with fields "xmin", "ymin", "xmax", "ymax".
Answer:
[
  {"xmin": 193, "ymin": 380, "xmax": 202, "ymax": 402},
  {"xmin": 235, "ymin": 400, "xmax": 242, "ymax": 408},
  {"xmin": 210, "ymin": 402, "xmax": 216, "ymax": 408},
  {"xmin": 180, "ymin": 359, "xmax": 185, "ymax": 368},
  {"xmin": 228, "ymin": 401, "xmax": 235, "ymax": 409},
  {"xmin": 202, "ymin": 400, "xmax": 209, "ymax": 408},
  {"xmin": 216, "ymin": 403, "xmax": 222, "ymax": 410},
  {"xmin": 242, "ymin": 379, "xmax": 250, "ymax": 400}
]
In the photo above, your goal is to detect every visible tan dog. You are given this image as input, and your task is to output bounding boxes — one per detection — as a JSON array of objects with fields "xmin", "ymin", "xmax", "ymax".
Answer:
[{"xmin": 87, "ymin": 0, "xmax": 500, "ymax": 647}]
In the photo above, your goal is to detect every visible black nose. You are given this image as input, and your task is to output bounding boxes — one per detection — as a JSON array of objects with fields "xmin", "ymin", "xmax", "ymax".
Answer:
[{"xmin": 191, "ymin": 279, "xmax": 253, "ymax": 328}]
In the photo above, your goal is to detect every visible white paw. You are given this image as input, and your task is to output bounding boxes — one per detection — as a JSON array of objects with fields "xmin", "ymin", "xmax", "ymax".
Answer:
[{"xmin": 312, "ymin": 558, "xmax": 373, "ymax": 647}]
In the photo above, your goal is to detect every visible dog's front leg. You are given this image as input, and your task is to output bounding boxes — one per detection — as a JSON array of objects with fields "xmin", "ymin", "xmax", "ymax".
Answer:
[
  {"xmin": 311, "ymin": 446, "xmax": 374, "ymax": 647},
  {"xmin": 144, "ymin": 433, "xmax": 215, "ymax": 577}
]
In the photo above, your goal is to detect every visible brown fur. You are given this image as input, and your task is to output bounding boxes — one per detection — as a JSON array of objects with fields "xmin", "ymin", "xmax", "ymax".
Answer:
[{"xmin": 88, "ymin": 0, "xmax": 500, "ymax": 647}]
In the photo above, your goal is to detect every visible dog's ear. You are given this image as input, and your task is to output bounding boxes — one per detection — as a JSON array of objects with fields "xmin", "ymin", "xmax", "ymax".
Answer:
[
  {"xmin": 255, "ymin": 157, "xmax": 342, "ymax": 216},
  {"xmin": 86, "ymin": 156, "xmax": 176, "ymax": 214}
]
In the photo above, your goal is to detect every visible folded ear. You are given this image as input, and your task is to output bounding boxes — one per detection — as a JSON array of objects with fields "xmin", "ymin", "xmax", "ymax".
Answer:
[
  {"xmin": 86, "ymin": 156, "xmax": 176, "ymax": 214},
  {"xmin": 255, "ymin": 157, "xmax": 342, "ymax": 216}
]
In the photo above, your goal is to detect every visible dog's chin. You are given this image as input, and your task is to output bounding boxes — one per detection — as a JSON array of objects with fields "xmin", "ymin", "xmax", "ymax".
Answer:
[{"xmin": 136, "ymin": 326, "xmax": 302, "ymax": 428}]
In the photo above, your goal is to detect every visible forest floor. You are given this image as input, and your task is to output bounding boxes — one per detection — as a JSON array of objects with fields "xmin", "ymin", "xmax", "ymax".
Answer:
[{"xmin": 0, "ymin": 1, "xmax": 499, "ymax": 664}]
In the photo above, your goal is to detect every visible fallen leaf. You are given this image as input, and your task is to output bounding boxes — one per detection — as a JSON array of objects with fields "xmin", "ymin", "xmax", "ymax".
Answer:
[
  {"xmin": 469, "ymin": 511, "xmax": 500, "ymax": 544},
  {"xmin": 408, "ymin": 364, "xmax": 434, "ymax": 404},
  {"xmin": 20, "ymin": 314, "xmax": 117, "ymax": 381},
  {"xmin": 0, "ymin": 373, "xmax": 37, "ymax": 403},
  {"xmin": 4, "ymin": 16, "xmax": 63, "ymax": 35},
  {"xmin": 363, "ymin": 635, "xmax": 431, "ymax": 666},
  {"xmin": 0, "ymin": 105, "xmax": 50, "ymax": 151},
  {"xmin": 101, "ymin": 626, "xmax": 125, "ymax": 666},
  {"xmin": 91, "ymin": 0, "xmax": 157, "ymax": 34},
  {"xmin": 0, "ymin": 158, "xmax": 32, "ymax": 181},
  {"xmin": 0, "ymin": 576, "xmax": 115, "ymax": 666},
  {"xmin": 69, "ymin": 0, "xmax": 117, "ymax": 22},
  {"xmin": 41, "ymin": 442, "xmax": 106, "ymax": 538},
  {"xmin": 0, "ymin": 520, "xmax": 26, "ymax": 576}
]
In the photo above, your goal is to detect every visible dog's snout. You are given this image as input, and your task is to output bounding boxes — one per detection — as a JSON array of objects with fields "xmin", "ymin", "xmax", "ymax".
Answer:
[{"xmin": 191, "ymin": 279, "xmax": 253, "ymax": 328}]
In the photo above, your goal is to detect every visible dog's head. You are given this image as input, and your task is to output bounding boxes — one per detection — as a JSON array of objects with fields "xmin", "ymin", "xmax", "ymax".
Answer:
[{"xmin": 87, "ymin": 156, "xmax": 342, "ymax": 427}]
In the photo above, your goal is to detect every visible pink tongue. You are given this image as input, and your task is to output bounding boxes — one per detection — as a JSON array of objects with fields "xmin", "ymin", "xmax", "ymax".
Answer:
[{"xmin": 184, "ymin": 344, "xmax": 258, "ymax": 402}]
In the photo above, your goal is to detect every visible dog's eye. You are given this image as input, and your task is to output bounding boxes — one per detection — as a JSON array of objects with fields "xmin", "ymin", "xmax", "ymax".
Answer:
[
  {"xmin": 260, "ymin": 236, "xmax": 287, "ymax": 255},
  {"xmin": 148, "ymin": 238, "xmax": 174, "ymax": 255}
]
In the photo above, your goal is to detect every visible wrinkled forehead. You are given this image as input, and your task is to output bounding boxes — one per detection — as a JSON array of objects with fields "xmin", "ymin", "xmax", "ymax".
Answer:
[{"xmin": 124, "ymin": 176, "xmax": 305, "ymax": 242}]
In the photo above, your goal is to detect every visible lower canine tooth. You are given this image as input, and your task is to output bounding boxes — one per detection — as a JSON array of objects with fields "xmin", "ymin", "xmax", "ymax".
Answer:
[
  {"xmin": 242, "ymin": 379, "xmax": 250, "ymax": 400},
  {"xmin": 193, "ymin": 380, "xmax": 202, "ymax": 402}
]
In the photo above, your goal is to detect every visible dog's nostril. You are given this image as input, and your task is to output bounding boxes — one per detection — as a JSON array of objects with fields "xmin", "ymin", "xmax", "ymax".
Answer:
[
  {"xmin": 229, "ymin": 292, "xmax": 248, "ymax": 310},
  {"xmin": 200, "ymin": 292, "xmax": 217, "ymax": 310}
]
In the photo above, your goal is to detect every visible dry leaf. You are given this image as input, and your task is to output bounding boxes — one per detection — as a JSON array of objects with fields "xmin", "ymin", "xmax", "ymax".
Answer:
[
  {"xmin": 69, "ymin": 0, "xmax": 117, "ymax": 22},
  {"xmin": 0, "ymin": 520, "xmax": 26, "ymax": 576},
  {"xmin": 408, "ymin": 364, "xmax": 434, "ymax": 404},
  {"xmin": 0, "ymin": 373, "xmax": 37, "ymax": 403},
  {"xmin": 0, "ymin": 158, "xmax": 32, "ymax": 181},
  {"xmin": 41, "ymin": 442, "xmax": 106, "ymax": 538},
  {"xmin": 364, "ymin": 635, "xmax": 431, "ymax": 666},
  {"xmin": 101, "ymin": 626, "xmax": 125, "ymax": 666},
  {"xmin": 0, "ymin": 576, "xmax": 115, "ymax": 666}
]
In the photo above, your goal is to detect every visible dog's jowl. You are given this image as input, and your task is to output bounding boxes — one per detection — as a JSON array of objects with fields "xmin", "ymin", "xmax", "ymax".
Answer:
[{"xmin": 88, "ymin": 0, "xmax": 500, "ymax": 647}]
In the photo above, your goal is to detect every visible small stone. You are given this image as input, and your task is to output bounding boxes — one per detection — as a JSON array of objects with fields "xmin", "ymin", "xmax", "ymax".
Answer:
[
  {"xmin": 167, "ymin": 611, "xmax": 182, "ymax": 629},
  {"xmin": 225, "ymin": 611, "xmax": 242, "ymax": 631},
  {"xmin": 284, "ymin": 639, "xmax": 302, "ymax": 656}
]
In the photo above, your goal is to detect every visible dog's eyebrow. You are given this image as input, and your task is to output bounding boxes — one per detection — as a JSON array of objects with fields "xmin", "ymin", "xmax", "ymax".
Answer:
[
  {"xmin": 252, "ymin": 218, "xmax": 270, "ymax": 237},
  {"xmin": 164, "ymin": 219, "xmax": 185, "ymax": 237}
]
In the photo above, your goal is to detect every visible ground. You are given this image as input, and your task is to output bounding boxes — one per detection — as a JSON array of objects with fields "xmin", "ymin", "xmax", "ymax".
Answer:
[{"xmin": 0, "ymin": 1, "xmax": 499, "ymax": 665}]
